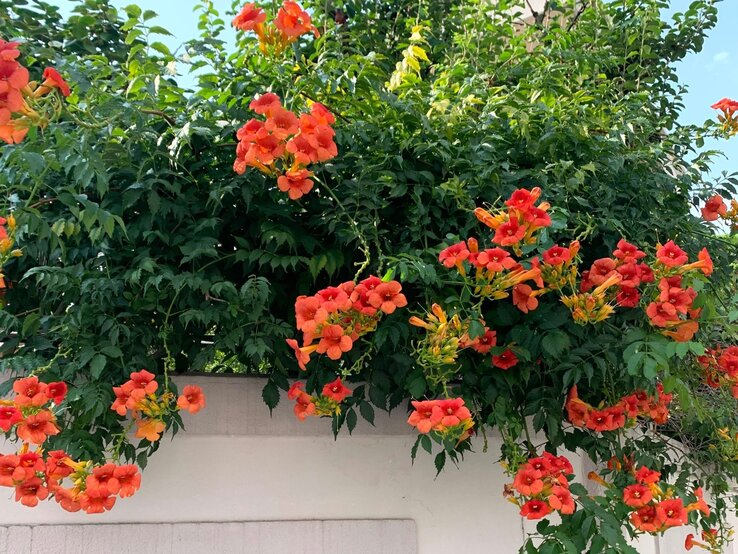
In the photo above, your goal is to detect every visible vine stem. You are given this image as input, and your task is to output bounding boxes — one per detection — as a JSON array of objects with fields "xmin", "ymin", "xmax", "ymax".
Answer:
[
  {"xmin": 160, "ymin": 288, "xmax": 183, "ymax": 391},
  {"xmin": 521, "ymin": 415, "xmax": 536, "ymax": 457},
  {"xmin": 24, "ymin": 165, "xmax": 52, "ymax": 209},
  {"xmin": 313, "ymin": 174, "xmax": 372, "ymax": 281}
]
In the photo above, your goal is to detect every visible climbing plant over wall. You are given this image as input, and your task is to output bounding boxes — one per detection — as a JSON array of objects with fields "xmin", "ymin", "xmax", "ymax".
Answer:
[{"xmin": 2, "ymin": 0, "xmax": 738, "ymax": 550}]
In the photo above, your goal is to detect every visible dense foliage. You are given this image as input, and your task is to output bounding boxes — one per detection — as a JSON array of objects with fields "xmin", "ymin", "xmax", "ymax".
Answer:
[{"xmin": 2, "ymin": 0, "xmax": 738, "ymax": 550}]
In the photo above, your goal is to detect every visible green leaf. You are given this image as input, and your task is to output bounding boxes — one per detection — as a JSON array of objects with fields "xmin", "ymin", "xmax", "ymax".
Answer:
[
  {"xmin": 150, "ymin": 41, "xmax": 172, "ymax": 57},
  {"xmin": 101, "ymin": 345, "xmax": 123, "ymax": 358},
  {"xmin": 261, "ymin": 381, "xmax": 280, "ymax": 412},
  {"xmin": 407, "ymin": 375, "xmax": 427, "ymax": 398},
  {"xmin": 434, "ymin": 451, "xmax": 446, "ymax": 475},
  {"xmin": 90, "ymin": 354, "xmax": 107, "ymax": 379},
  {"xmin": 124, "ymin": 4, "xmax": 142, "ymax": 18},
  {"xmin": 346, "ymin": 408, "xmax": 358, "ymax": 433},
  {"xmin": 359, "ymin": 401, "xmax": 375, "ymax": 425},
  {"xmin": 541, "ymin": 330, "xmax": 571, "ymax": 358}
]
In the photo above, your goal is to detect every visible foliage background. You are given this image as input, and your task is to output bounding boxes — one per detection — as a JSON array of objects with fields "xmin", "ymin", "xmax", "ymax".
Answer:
[{"xmin": 1, "ymin": 0, "xmax": 738, "ymax": 549}]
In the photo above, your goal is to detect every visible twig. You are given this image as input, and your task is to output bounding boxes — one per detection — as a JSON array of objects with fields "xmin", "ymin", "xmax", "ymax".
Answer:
[
  {"xmin": 141, "ymin": 109, "xmax": 176, "ymax": 126},
  {"xmin": 27, "ymin": 197, "xmax": 57, "ymax": 210},
  {"xmin": 566, "ymin": 1, "xmax": 589, "ymax": 32},
  {"xmin": 313, "ymin": 174, "xmax": 372, "ymax": 281},
  {"xmin": 525, "ymin": 0, "xmax": 540, "ymax": 21}
]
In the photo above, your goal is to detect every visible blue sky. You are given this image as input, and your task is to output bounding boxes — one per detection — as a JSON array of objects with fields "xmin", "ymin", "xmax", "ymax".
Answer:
[{"xmin": 50, "ymin": 0, "xmax": 737, "ymax": 177}]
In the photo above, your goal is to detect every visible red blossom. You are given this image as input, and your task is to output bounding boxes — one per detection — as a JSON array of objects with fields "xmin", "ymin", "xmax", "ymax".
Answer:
[
  {"xmin": 275, "ymin": 1, "xmax": 320, "ymax": 39},
  {"xmin": 630, "ymin": 505, "xmax": 662, "ymax": 533},
  {"xmin": 41, "ymin": 67, "xmax": 71, "ymax": 97},
  {"xmin": 711, "ymin": 98, "xmax": 738, "ymax": 113},
  {"xmin": 249, "ymin": 92, "xmax": 282, "ymax": 116},
  {"xmin": 0, "ymin": 406, "xmax": 22, "ymax": 432},
  {"xmin": 13, "ymin": 376, "xmax": 49, "ymax": 407},
  {"xmin": 15, "ymin": 477, "xmax": 48, "ymax": 507},
  {"xmin": 542, "ymin": 245, "xmax": 571, "ymax": 266},
  {"xmin": 316, "ymin": 324, "xmax": 353, "ymax": 360},
  {"xmin": 493, "ymin": 217, "xmax": 526, "ymax": 246},
  {"xmin": 439, "ymin": 241, "xmax": 470, "ymax": 269},
  {"xmin": 232, "ymin": 3, "xmax": 267, "ymax": 32},
  {"xmin": 294, "ymin": 295, "xmax": 328, "ymax": 333},
  {"xmin": 623, "ymin": 484, "xmax": 652, "ymax": 508},
  {"xmin": 656, "ymin": 498, "xmax": 688, "ymax": 527},
  {"xmin": 548, "ymin": 486, "xmax": 575, "ymax": 514},
  {"xmin": 702, "ymin": 194, "xmax": 727, "ymax": 221},
  {"xmin": 505, "ymin": 187, "xmax": 541, "ymax": 211},
  {"xmin": 78, "ymin": 486, "xmax": 116, "ymax": 514},
  {"xmin": 114, "ymin": 465, "xmax": 141, "ymax": 498},
  {"xmin": 646, "ymin": 301, "xmax": 679, "ymax": 327},
  {"xmin": 588, "ymin": 258, "xmax": 617, "ymax": 285},
  {"xmin": 475, "ymin": 247, "xmax": 516, "ymax": 272},
  {"xmin": 129, "ymin": 369, "xmax": 158, "ymax": 394},
  {"xmin": 635, "ymin": 466, "xmax": 660, "ymax": 485},
  {"xmin": 469, "ymin": 329, "xmax": 498, "ymax": 354},
  {"xmin": 277, "ymin": 168, "xmax": 314, "ymax": 200},
  {"xmin": 322, "ymin": 377, "xmax": 352, "ymax": 402},
  {"xmin": 520, "ymin": 499, "xmax": 552, "ymax": 520},
  {"xmin": 613, "ymin": 239, "xmax": 646, "ymax": 262},
  {"xmin": 177, "ymin": 385, "xmax": 206, "ymax": 414},
  {"xmin": 366, "ymin": 281, "xmax": 407, "ymax": 314},
  {"xmin": 436, "ymin": 398, "xmax": 472, "ymax": 427},
  {"xmin": 616, "ymin": 286, "xmax": 640, "ymax": 308},
  {"xmin": 656, "ymin": 240, "xmax": 688, "ymax": 267},
  {"xmin": 16, "ymin": 410, "xmax": 60, "ymax": 445},
  {"xmin": 492, "ymin": 348, "xmax": 518, "ymax": 370},
  {"xmin": 512, "ymin": 284, "xmax": 539, "ymax": 313},
  {"xmin": 46, "ymin": 382, "xmax": 67, "ymax": 405},
  {"xmin": 513, "ymin": 468, "xmax": 544, "ymax": 496},
  {"xmin": 407, "ymin": 400, "xmax": 444, "ymax": 434}
]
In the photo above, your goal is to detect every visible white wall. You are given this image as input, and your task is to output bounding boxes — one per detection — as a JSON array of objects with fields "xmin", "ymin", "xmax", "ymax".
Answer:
[{"xmin": 0, "ymin": 376, "xmax": 725, "ymax": 553}]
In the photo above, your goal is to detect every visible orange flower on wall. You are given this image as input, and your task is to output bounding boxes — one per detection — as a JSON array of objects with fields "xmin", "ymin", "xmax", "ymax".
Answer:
[
  {"xmin": 0, "ymin": 39, "xmax": 70, "ymax": 145},
  {"xmin": 711, "ymin": 97, "xmax": 738, "ymax": 136},
  {"xmin": 233, "ymin": 1, "xmax": 319, "ymax": 56},
  {"xmin": 234, "ymin": 93, "xmax": 338, "ymax": 201}
]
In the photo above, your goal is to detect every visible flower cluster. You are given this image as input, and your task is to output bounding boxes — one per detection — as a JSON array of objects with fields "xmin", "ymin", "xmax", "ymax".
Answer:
[
  {"xmin": 439, "ymin": 189, "xmax": 713, "ymax": 335},
  {"xmin": 685, "ymin": 529, "xmax": 721, "ymax": 553},
  {"xmin": 562, "ymin": 238, "xmax": 709, "ymax": 338},
  {"xmin": 701, "ymin": 194, "xmax": 728, "ymax": 222},
  {"xmin": 406, "ymin": 397, "xmax": 474, "ymax": 442},
  {"xmin": 287, "ymin": 377, "xmax": 352, "ymax": 420},
  {"xmin": 710, "ymin": 98, "xmax": 738, "ymax": 136},
  {"xmin": 232, "ymin": 2, "xmax": 319, "ymax": 56},
  {"xmin": 1, "ymin": 376, "xmax": 65, "ymax": 442},
  {"xmin": 234, "ymin": 92, "xmax": 337, "ymax": 200},
  {"xmin": 0, "ymin": 214, "xmax": 22, "ymax": 299},
  {"xmin": 505, "ymin": 452, "xmax": 576, "ymax": 520},
  {"xmin": 473, "ymin": 187, "xmax": 552, "ymax": 254},
  {"xmin": 701, "ymin": 193, "xmax": 738, "ymax": 232},
  {"xmin": 437, "ymin": 190, "xmax": 549, "ymax": 314},
  {"xmin": 698, "ymin": 346, "xmax": 738, "ymax": 397},
  {"xmin": 0, "ymin": 376, "xmax": 142, "ymax": 514},
  {"xmin": 565, "ymin": 385, "xmax": 673, "ymax": 432},
  {"xmin": 111, "ymin": 370, "xmax": 205, "ymax": 442},
  {"xmin": 438, "ymin": 236, "xmax": 545, "ymax": 305},
  {"xmin": 0, "ymin": 447, "xmax": 141, "ymax": 514},
  {"xmin": 643, "ymin": 241, "xmax": 712, "ymax": 342},
  {"xmin": 618, "ymin": 467, "xmax": 709, "ymax": 534},
  {"xmin": 0, "ymin": 38, "xmax": 70, "ymax": 144},
  {"xmin": 288, "ymin": 276, "xmax": 407, "ymax": 368},
  {"xmin": 559, "ymin": 238, "xmax": 649, "ymax": 323},
  {"xmin": 409, "ymin": 304, "xmax": 519, "ymax": 372}
]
